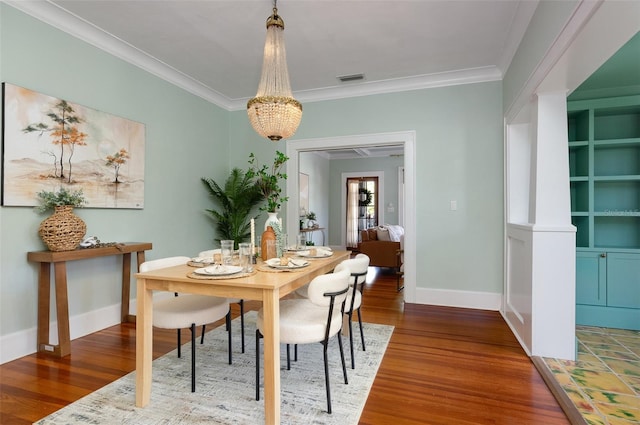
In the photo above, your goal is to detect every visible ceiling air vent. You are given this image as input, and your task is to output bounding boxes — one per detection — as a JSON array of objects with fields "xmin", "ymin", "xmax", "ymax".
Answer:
[{"xmin": 337, "ymin": 73, "xmax": 365, "ymax": 83}]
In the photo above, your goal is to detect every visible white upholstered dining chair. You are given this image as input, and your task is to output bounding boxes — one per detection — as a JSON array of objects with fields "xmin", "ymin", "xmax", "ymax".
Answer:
[
  {"xmin": 294, "ymin": 253, "xmax": 370, "ymax": 369},
  {"xmin": 199, "ymin": 249, "xmax": 246, "ymax": 353},
  {"xmin": 139, "ymin": 256, "xmax": 232, "ymax": 392},
  {"xmin": 339, "ymin": 253, "xmax": 370, "ymax": 369},
  {"xmin": 255, "ymin": 265, "xmax": 350, "ymax": 414}
]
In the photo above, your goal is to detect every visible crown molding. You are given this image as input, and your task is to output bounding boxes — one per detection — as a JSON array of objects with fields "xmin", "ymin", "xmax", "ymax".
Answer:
[
  {"xmin": 230, "ymin": 67, "xmax": 504, "ymax": 111},
  {"xmin": 4, "ymin": 0, "xmax": 236, "ymax": 110},
  {"xmin": 7, "ymin": 1, "xmax": 502, "ymax": 113}
]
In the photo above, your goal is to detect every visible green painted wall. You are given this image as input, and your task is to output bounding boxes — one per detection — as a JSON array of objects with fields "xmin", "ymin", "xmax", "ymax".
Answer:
[
  {"xmin": 0, "ymin": 3, "xmax": 505, "ymax": 352},
  {"xmin": 231, "ymin": 83, "xmax": 505, "ymax": 294},
  {"xmin": 299, "ymin": 152, "xmax": 330, "ymax": 234},
  {"xmin": 0, "ymin": 5, "xmax": 230, "ymax": 337}
]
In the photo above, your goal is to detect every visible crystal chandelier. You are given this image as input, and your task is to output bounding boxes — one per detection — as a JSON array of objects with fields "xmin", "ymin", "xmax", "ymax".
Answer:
[{"xmin": 247, "ymin": 1, "xmax": 302, "ymax": 141}]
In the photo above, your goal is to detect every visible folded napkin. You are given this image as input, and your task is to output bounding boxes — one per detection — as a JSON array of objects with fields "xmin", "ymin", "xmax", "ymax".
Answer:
[
  {"xmin": 192, "ymin": 256, "xmax": 214, "ymax": 263},
  {"xmin": 305, "ymin": 248, "xmax": 331, "ymax": 257},
  {"xmin": 204, "ymin": 265, "xmax": 228, "ymax": 274}
]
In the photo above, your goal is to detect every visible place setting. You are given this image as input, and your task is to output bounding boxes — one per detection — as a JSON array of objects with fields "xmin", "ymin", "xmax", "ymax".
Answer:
[
  {"xmin": 296, "ymin": 246, "xmax": 333, "ymax": 259},
  {"xmin": 187, "ymin": 256, "xmax": 217, "ymax": 267},
  {"xmin": 187, "ymin": 241, "xmax": 256, "ymax": 279},
  {"xmin": 257, "ymin": 256, "xmax": 310, "ymax": 273}
]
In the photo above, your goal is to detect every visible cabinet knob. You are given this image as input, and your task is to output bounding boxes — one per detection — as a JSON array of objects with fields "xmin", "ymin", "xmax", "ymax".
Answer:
[{"xmin": 600, "ymin": 253, "xmax": 606, "ymax": 258}]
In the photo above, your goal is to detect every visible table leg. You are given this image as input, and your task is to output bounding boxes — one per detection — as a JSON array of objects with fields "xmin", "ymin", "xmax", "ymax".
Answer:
[
  {"xmin": 121, "ymin": 252, "xmax": 132, "ymax": 323},
  {"xmin": 136, "ymin": 277, "xmax": 153, "ymax": 407},
  {"xmin": 262, "ymin": 288, "xmax": 281, "ymax": 425},
  {"xmin": 37, "ymin": 263, "xmax": 51, "ymax": 353},
  {"xmin": 136, "ymin": 250, "xmax": 147, "ymax": 268},
  {"xmin": 54, "ymin": 262, "xmax": 71, "ymax": 357}
]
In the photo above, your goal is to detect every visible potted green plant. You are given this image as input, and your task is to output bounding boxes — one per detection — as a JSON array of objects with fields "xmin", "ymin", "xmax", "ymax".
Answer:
[
  {"xmin": 247, "ymin": 151, "xmax": 289, "ymax": 212},
  {"xmin": 202, "ymin": 168, "xmax": 263, "ymax": 249},
  {"xmin": 35, "ymin": 187, "xmax": 87, "ymax": 251},
  {"xmin": 306, "ymin": 211, "xmax": 317, "ymax": 228},
  {"xmin": 247, "ymin": 151, "xmax": 289, "ymax": 230}
]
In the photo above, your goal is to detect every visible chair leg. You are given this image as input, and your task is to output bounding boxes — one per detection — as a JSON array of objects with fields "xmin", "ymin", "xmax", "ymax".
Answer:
[
  {"xmin": 200, "ymin": 324, "xmax": 206, "ymax": 344},
  {"xmin": 347, "ymin": 311, "xmax": 355, "ymax": 369},
  {"xmin": 357, "ymin": 308, "xmax": 366, "ymax": 352},
  {"xmin": 177, "ymin": 329, "xmax": 182, "ymax": 358},
  {"xmin": 190, "ymin": 323, "xmax": 196, "ymax": 392},
  {"xmin": 337, "ymin": 332, "xmax": 348, "ymax": 385},
  {"xmin": 294, "ymin": 344, "xmax": 298, "ymax": 362},
  {"xmin": 238, "ymin": 300, "xmax": 245, "ymax": 353},
  {"xmin": 396, "ymin": 271, "xmax": 404, "ymax": 292},
  {"xmin": 286, "ymin": 344, "xmax": 291, "ymax": 370},
  {"xmin": 226, "ymin": 311, "xmax": 232, "ymax": 365},
  {"xmin": 322, "ymin": 342, "xmax": 332, "ymax": 414},
  {"xmin": 255, "ymin": 329, "xmax": 262, "ymax": 401}
]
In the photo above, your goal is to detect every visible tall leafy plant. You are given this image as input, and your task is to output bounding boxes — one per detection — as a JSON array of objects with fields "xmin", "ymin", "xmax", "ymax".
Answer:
[
  {"xmin": 247, "ymin": 151, "xmax": 289, "ymax": 212},
  {"xmin": 202, "ymin": 168, "xmax": 263, "ymax": 249}
]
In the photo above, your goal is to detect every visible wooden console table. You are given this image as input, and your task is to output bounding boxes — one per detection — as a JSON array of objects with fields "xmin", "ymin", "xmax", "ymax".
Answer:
[
  {"xmin": 300, "ymin": 227, "xmax": 326, "ymax": 246},
  {"xmin": 27, "ymin": 242, "xmax": 152, "ymax": 357}
]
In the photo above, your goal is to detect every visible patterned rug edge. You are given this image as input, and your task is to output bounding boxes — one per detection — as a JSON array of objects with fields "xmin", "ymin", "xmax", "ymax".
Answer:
[{"xmin": 34, "ymin": 312, "xmax": 394, "ymax": 425}]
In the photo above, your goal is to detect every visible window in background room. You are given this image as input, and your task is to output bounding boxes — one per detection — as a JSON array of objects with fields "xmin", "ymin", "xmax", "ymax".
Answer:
[{"xmin": 346, "ymin": 177, "xmax": 378, "ymax": 248}]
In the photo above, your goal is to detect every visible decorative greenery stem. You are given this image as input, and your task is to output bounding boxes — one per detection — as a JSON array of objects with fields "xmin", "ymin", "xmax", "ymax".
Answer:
[
  {"xmin": 35, "ymin": 188, "xmax": 86, "ymax": 213},
  {"xmin": 247, "ymin": 151, "xmax": 289, "ymax": 212}
]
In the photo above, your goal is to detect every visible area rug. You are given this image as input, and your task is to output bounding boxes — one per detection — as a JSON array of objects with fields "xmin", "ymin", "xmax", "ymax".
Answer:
[{"xmin": 35, "ymin": 312, "xmax": 394, "ymax": 424}]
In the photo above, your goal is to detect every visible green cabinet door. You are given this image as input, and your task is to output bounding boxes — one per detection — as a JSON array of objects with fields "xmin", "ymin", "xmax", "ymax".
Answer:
[
  {"xmin": 576, "ymin": 251, "xmax": 607, "ymax": 306},
  {"xmin": 607, "ymin": 252, "xmax": 640, "ymax": 309}
]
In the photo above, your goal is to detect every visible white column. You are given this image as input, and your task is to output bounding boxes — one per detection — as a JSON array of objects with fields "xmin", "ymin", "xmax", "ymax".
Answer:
[{"xmin": 529, "ymin": 91, "xmax": 576, "ymax": 359}]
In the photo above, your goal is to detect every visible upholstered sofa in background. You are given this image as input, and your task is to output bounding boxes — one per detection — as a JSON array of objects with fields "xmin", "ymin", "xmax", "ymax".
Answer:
[{"xmin": 357, "ymin": 225, "xmax": 404, "ymax": 269}]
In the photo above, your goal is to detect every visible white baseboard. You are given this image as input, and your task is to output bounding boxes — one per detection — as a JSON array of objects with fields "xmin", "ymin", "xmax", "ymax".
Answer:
[
  {"xmin": 0, "ymin": 302, "xmax": 119, "ymax": 364},
  {"xmin": 1, "ymin": 289, "xmax": 499, "ymax": 364},
  {"xmin": 413, "ymin": 287, "xmax": 502, "ymax": 311},
  {"xmin": 0, "ymin": 292, "xmax": 178, "ymax": 364}
]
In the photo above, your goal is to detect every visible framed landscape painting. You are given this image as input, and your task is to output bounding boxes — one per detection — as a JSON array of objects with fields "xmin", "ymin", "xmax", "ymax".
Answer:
[{"xmin": 1, "ymin": 83, "xmax": 145, "ymax": 209}]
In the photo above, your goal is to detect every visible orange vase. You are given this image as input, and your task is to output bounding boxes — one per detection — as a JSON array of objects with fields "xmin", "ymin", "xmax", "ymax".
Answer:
[{"xmin": 261, "ymin": 226, "xmax": 277, "ymax": 261}]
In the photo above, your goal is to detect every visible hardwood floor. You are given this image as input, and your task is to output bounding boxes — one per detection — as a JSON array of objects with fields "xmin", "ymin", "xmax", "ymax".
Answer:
[{"xmin": 0, "ymin": 267, "xmax": 569, "ymax": 424}]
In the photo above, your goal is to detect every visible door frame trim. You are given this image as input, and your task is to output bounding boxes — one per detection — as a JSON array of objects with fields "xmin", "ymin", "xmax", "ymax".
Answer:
[{"xmin": 286, "ymin": 131, "xmax": 416, "ymax": 302}]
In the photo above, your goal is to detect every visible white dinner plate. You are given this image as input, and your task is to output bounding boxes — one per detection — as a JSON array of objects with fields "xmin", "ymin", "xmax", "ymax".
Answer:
[
  {"xmin": 265, "ymin": 258, "xmax": 309, "ymax": 269},
  {"xmin": 297, "ymin": 249, "xmax": 333, "ymax": 258},
  {"xmin": 194, "ymin": 265, "xmax": 243, "ymax": 276}
]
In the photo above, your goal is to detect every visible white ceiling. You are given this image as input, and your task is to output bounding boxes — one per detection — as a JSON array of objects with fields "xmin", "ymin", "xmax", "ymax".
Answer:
[
  {"xmin": 10, "ymin": 0, "xmax": 538, "ymax": 112},
  {"xmin": 8, "ymin": 0, "xmax": 541, "ymax": 159}
]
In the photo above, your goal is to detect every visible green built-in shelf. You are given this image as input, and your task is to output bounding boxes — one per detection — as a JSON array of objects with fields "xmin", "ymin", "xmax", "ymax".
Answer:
[{"xmin": 568, "ymin": 96, "xmax": 640, "ymax": 329}]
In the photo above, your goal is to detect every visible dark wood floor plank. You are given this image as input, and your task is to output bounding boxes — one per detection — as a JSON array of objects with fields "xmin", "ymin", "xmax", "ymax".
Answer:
[{"xmin": 0, "ymin": 268, "xmax": 569, "ymax": 424}]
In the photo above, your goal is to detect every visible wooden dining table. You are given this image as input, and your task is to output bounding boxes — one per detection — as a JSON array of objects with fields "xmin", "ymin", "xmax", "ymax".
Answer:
[{"xmin": 135, "ymin": 250, "xmax": 350, "ymax": 424}]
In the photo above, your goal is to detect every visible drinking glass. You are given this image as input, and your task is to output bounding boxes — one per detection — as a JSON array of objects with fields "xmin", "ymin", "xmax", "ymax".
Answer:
[
  {"xmin": 220, "ymin": 240, "xmax": 234, "ymax": 266},
  {"xmin": 296, "ymin": 233, "xmax": 306, "ymax": 249},
  {"xmin": 238, "ymin": 242, "xmax": 252, "ymax": 272}
]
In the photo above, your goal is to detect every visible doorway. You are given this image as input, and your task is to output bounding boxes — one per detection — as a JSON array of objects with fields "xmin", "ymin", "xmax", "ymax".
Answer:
[
  {"xmin": 346, "ymin": 175, "xmax": 381, "ymax": 248},
  {"xmin": 285, "ymin": 131, "xmax": 416, "ymax": 303}
]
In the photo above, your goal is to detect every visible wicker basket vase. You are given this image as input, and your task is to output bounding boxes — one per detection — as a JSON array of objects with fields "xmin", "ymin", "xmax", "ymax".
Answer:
[{"xmin": 38, "ymin": 205, "xmax": 87, "ymax": 251}]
